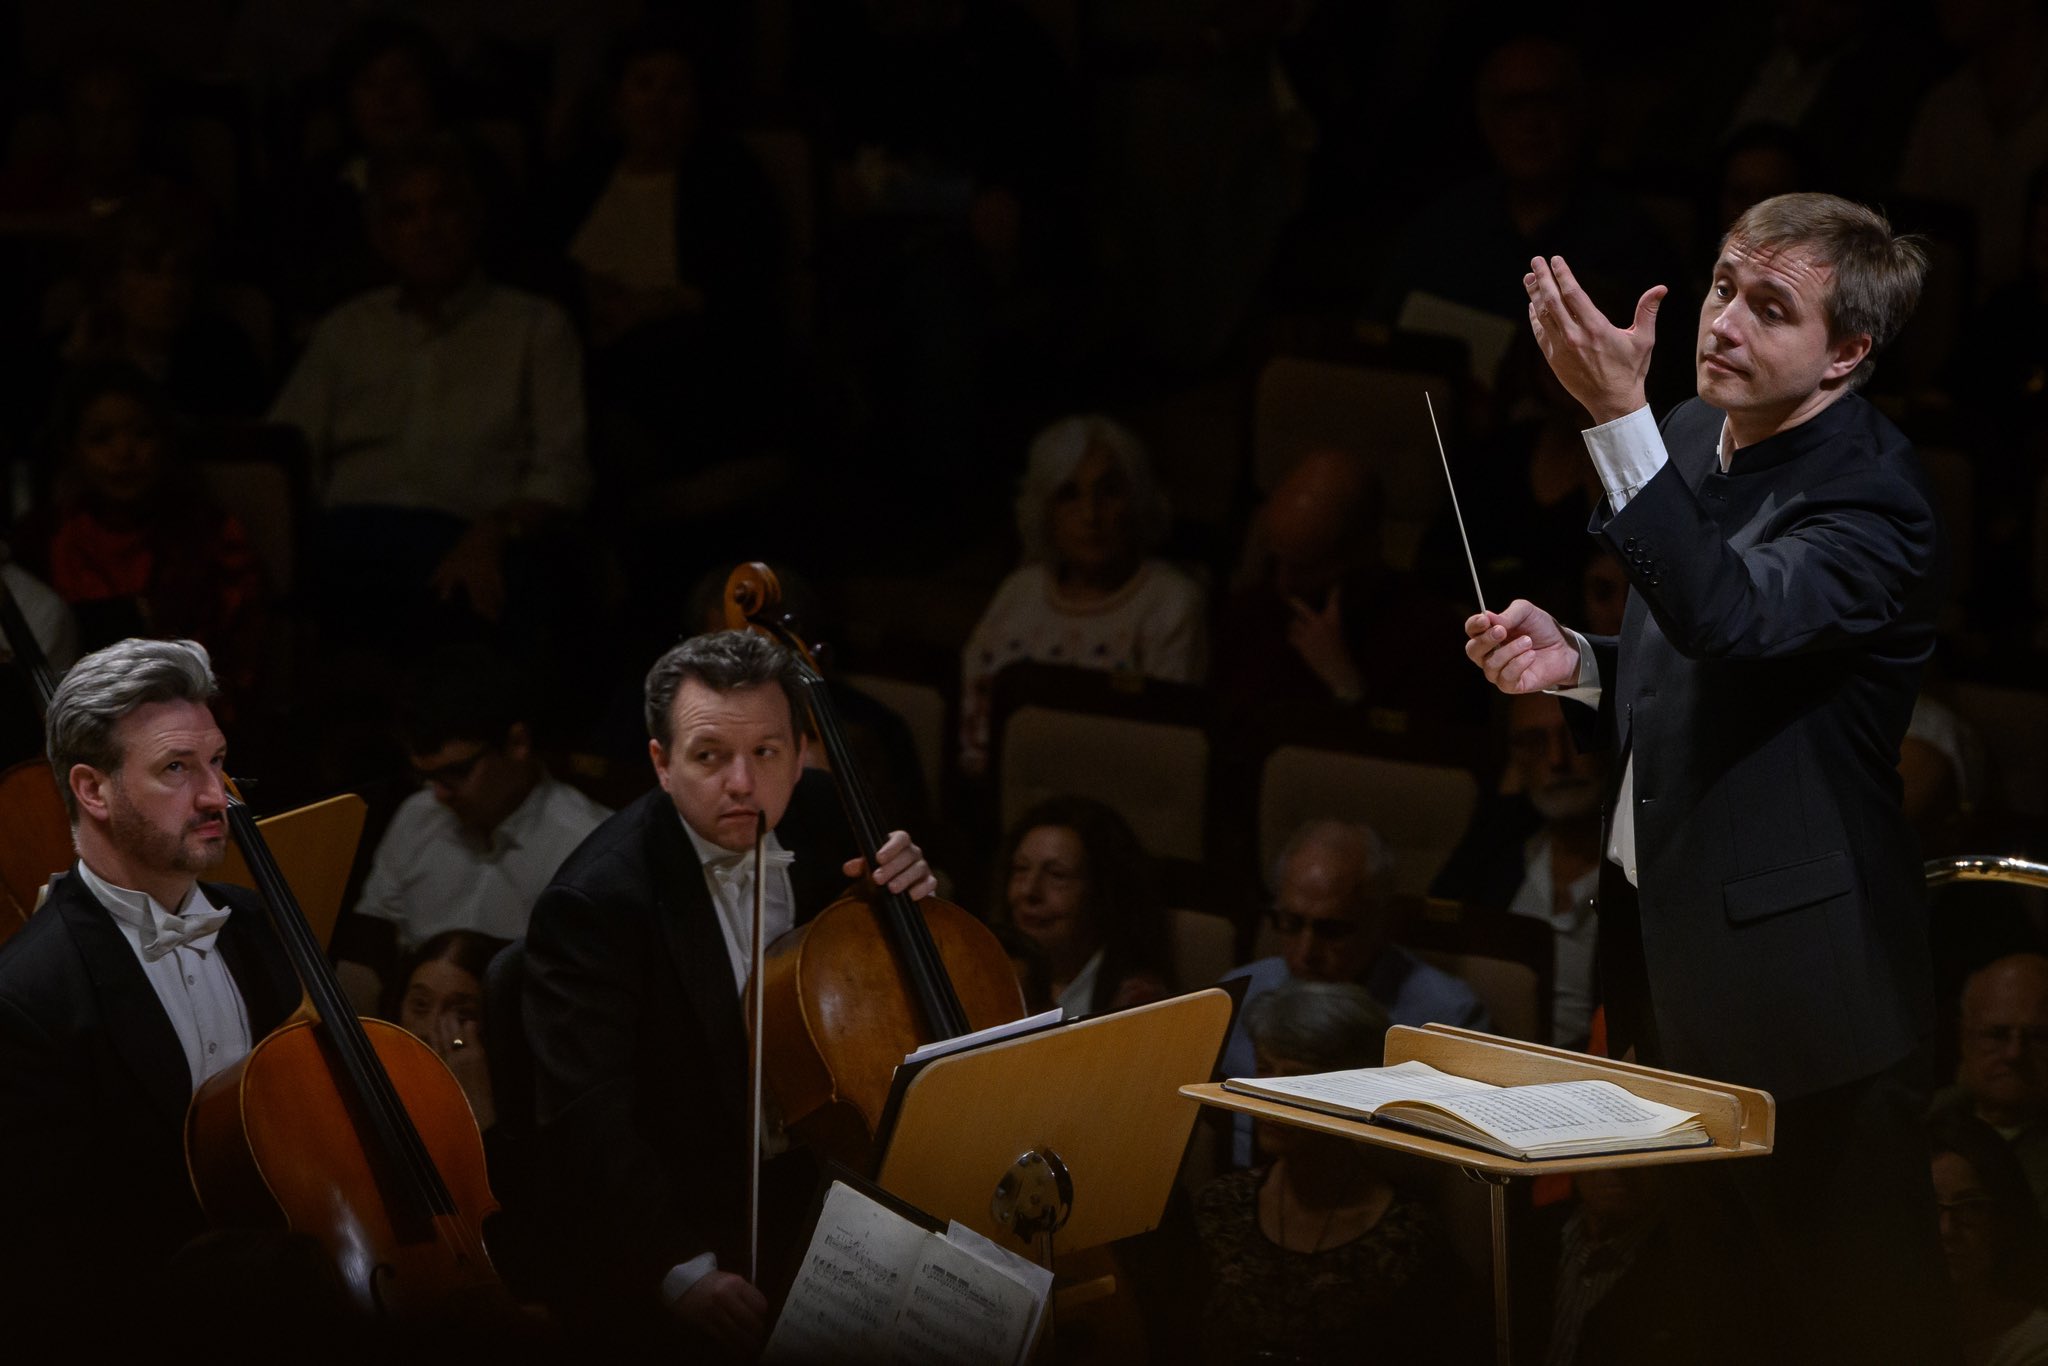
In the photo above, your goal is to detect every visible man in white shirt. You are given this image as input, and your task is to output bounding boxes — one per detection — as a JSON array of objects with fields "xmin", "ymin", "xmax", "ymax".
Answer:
[
  {"xmin": 522, "ymin": 630, "xmax": 936, "ymax": 1356},
  {"xmin": 0, "ymin": 637, "xmax": 298, "ymax": 1329},
  {"xmin": 270, "ymin": 137, "xmax": 590, "ymax": 641},
  {"xmin": 1463, "ymin": 194, "xmax": 1945, "ymax": 1363},
  {"xmin": 346, "ymin": 645, "xmax": 608, "ymax": 978}
]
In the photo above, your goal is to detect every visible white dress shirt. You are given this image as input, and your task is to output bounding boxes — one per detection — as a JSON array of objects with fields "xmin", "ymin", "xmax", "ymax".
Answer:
[
  {"xmin": 75, "ymin": 861, "xmax": 252, "ymax": 1090},
  {"xmin": 353, "ymin": 775, "xmax": 611, "ymax": 951},
  {"xmin": 660, "ymin": 814, "xmax": 800, "ymax": 1307},
  {"xmin": 269, "ymin": 275, "xmax": 590, "ymax": 520},
  {"xmin": 681, "ymin": 816, "xmax": 797, "ymax": 1000},
  {"xmin": 1505, "ymin": 835, "xmax": 1600, "ymax": 1048},
  {"xmin": 1555, "ymin": 405, "xmax": 1732, "ymax": 888}
]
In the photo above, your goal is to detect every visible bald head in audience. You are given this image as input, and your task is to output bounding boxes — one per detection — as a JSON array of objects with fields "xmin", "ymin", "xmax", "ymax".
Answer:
[
  {"xmin": 1258, "ymin": 448, "xmax": 1383, "ymax": 599},
  {"xmin": 1959, "ymin": 953, "xmax": 2048, "ymax": 1128},
  {"xmin": 1270, "ymin": 819, "xmax": 1397, "ymax": 985}
]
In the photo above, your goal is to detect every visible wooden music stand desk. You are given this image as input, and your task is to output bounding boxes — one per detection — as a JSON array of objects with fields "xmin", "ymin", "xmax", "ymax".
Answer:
[
  {"xmin": 1183, "ymin": 1023, "xmax": 1776, "ymax": 1366},
  {"xmin": 216, "ymin": 793, "xmax": 367, "ymax": 952},
  {"xmin": 874, "ymin": 987, "xmax": 1237, "ymax": 1278}
]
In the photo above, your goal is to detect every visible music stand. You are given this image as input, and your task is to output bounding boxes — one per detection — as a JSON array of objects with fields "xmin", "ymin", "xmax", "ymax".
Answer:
[
  {"xmin": 1184, "ymin": 1023, "xmax": 1776, "ymax": 1366},
  {"xmin": 874, "ymin": 987, "xmax": 1238, "ymax": 1275}
]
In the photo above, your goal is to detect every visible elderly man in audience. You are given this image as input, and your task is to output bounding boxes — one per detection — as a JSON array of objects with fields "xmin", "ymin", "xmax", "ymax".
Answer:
[
  {"xmin": 344, "ymin": 643, "xmax": 609, "ymax": 983},
  {"xmin": 1937, "ymin": 953, "xmax": 2048, "ymax": 1220},
  {"xmin": 270, "ymin": 136, "xmax": 589, "ymax": 642},
  {"xmin": 0, "ymin": 639, "xmax": 298, "ymax": 1335},
  {"xmin": 1214, "ymin": 447, "xmax": 1473, "ymax": 733},
  {"xmin": 1218, "ymin": 819, "xmax": 1488, "ymax": 1164},
  {"xmin": 1195, "ymin": 981, "xmax": 1479, "ymax": 1365},
  {"xmin": 1434, "ymin": 691, "xmax": 1608, "ymax": 1049}
]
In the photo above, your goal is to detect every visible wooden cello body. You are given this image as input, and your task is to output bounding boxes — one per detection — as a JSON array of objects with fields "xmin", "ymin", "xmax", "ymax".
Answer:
[
  {"xmin": 187, "ymin": 1019, "xmax": 503, "ymax": 1316},
  {"xmin": 724, "ymin": 563, "xmax": 1025, "ymax": 1169},
  {"xmin": 186, "ymin": 793, "xmax": 508, "ymax": 1318}
]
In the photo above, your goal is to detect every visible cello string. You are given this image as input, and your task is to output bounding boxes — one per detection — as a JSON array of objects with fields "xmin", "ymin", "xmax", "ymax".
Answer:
[{"xmin": 229, "ymin": 796, "xmax": 454, "ymax": 1220}]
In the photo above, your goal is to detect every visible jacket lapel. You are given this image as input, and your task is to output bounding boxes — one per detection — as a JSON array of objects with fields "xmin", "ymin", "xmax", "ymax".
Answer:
[
  {"xmin": 50, "ymin": 873, "xmax": 192, "ymax": 1129},
  {"xmin": 642, "ymin": 799, "xmax": 749, "ymax": 1111}
]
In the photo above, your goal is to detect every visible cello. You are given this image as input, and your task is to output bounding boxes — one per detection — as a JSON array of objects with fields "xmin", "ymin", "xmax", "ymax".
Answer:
[
  {"xmin": 185, "ymin": 788, "xmax": 510, "ymax": 1318},
  {"xmin": 0, "ymin": 571, "xmax": 72, "ymax": 945},
  {"xmin": 723, "ymin": 562, "xmax": 1025, "ymax": 1169}
]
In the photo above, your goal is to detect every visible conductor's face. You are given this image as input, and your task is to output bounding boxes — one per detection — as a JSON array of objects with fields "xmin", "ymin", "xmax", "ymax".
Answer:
[
  {"xmin": 1695, "ymin": 239, "xmax": 1868, "ymax": 436},
  {"xmin": 651, "ymin": 679, "xmax": 807, "ymax": 852}
]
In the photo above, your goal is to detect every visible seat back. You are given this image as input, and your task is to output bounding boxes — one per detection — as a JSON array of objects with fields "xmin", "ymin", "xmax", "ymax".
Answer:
[
  {"xmin": 1257, "ymin": 745, "xmax": 1478, "ymax": 895},
  {"xmin": 843, "ymin": 672, "xmax": 947, "ymax": 815},
  {"xmin": 992, "ymin": 663, "xmax": 1212, "ymax": 862}
]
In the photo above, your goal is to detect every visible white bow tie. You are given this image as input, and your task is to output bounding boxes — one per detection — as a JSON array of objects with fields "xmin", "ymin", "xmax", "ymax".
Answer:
[
  {"xmin": 704, "ymin": 847, "xmax": 796, "ymax": 891},
  {"xmin": 139, "ymin": 901, "xmax": 233, "ymax": 962}
]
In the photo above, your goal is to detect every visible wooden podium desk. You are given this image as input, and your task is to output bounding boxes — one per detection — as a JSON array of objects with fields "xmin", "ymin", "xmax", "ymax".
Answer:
[{"xmin": 1182, "ymin": 1023, "xmax": 1775, "ymax": 1366}]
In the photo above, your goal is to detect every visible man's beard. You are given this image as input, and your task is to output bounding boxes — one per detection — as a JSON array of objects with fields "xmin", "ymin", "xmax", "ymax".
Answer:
[
  {"xmin": 1530, "ymin": 776, "xmax": 1601, "ymax": 823},
  {"xmin": 107, "ymin": 784, "xmax": 227, "ymax": 877}
]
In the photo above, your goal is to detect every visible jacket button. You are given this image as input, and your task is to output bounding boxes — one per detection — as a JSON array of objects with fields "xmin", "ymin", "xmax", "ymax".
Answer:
[
  {"xmin": 1647, "ymin": 577, "xmax": 1661, "ymax": 588},
  {"xmin": 1623, "ymin": 536, "xmax": 1639, "ymax": 551}
]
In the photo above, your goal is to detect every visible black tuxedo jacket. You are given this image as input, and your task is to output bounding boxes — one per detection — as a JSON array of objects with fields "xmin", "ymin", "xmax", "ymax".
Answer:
[
  {"xmin": 520, "ymin": 771, "xmax": 857, "ymax": 1304},
  {"xmin": 0, "ymin": 867, "xmax": 299, "ymax": 1310},
  {"xmin": 1569, "ymin": 395, "xmax": 1943, "ymax": 1099}
]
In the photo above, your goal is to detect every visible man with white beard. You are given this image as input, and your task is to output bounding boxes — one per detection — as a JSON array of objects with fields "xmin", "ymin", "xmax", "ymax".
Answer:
[{"xmin": 1435, "ymin": 691, "xmax": 1609, "ymax": 1049}]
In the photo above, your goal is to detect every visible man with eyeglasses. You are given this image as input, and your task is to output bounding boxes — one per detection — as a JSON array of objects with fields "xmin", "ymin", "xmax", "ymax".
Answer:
[
  {"xmin": 1216, "ymin": 818, "xmax": 1488, "ymax": 1163},
  {"xmin": 344, "ymin": 642, "xmax": 608, "ymax": 980},
  {"xmin": 1936, "ymin": 953, "xmax": 2048, "ymax": 1219}
]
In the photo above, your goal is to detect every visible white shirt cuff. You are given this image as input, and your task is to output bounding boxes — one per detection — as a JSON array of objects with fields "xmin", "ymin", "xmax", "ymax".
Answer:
[
  {"xmin": 1581, "ymin": 405, "xmax": 1665, "ymax": 513},
  {"xmin": 661, "ymin": 1251, "xmax": 719, "ymax": 1306},
  {"xmin": 1550, "ymin": 627, "xmax": 1602, "ymax": 705}
]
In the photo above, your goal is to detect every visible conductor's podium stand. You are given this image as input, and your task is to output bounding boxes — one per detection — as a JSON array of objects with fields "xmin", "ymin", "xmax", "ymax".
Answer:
[{"xmin": 1183, "ymin": 1023, "xmax": 1775, "ymax": 1366}]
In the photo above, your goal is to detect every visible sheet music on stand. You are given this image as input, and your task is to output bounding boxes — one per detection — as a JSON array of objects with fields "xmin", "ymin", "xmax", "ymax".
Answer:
[{"xmin": 764, "ymin": 1169, "xmax": 1054, "ymax": 1366}]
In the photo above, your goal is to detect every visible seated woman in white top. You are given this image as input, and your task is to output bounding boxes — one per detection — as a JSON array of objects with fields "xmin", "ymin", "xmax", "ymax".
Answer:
[{"xmin": 959, "ymin": 414, "xmax": 1206, "ymax": 774}]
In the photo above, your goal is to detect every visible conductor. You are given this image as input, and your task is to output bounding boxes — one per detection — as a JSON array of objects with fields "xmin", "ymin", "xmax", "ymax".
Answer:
[{"xmin": 1463, "ymin": 193, "xmax": 1949, "ymax": 1362}]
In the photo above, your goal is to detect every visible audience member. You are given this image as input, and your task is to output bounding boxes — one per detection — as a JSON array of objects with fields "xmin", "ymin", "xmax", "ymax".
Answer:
[
  {"xmin": 1533, "ymin": 1169, "xmax": 1698, "ymax": 1366},
  {"xmin": 1219, "ymin": 446, "xmax": 1475, "ymax": 733},
  {"xmin": 270, "ymin": 137, "xmax": 589, "ymax": 645},
  {"xmin": 959, "ymin": 415, "xmax": 1205, "ymax": 774},
  {"xmin": 47, "ymin": 194, "xmax": 267, "ymax": 419},
  {"xmin": 1433, "ymin": 692, "xmax": 1606, "ymax": 1049},
  {"xmin": 551, "ymin": 20, "xmax": 784, "ymax": 490},
  {"xmin": 1703, "ymin": 123, "xmax": 1817, "ymax": 269},
  {"xmin": 14, "ymin": 362, "xmax": 267, "ymax": 692},
  {"xmin": 1939, "ymin": 954, "xmax": 2048, "ymax": 1219},
  {"xmin": 391, "ymin": 928, "xmax": 507, "ymax": 1134},
  {"xmin": 1898, "ymin": 0, "xmax": 2048, "ymax": 296},
  {"xmin": 1930, "ymin": 1110, "xmax": 2048, "ymax": 1364},
  {"xmin": 270, "ymin": 17, "xmax": 497, "ymax": 329},
  {"xmin": 1219, "ymin": 819, "xmax": 1488, "ymax": 1163},
  {"xmin": 1411, "ymin": 342, "xmax": 1604, "ymax": 623},
  {"xmin": 1194, "ymin": 981, "xmax": 1478, "ymax": 1366},
  {"xmin": 1375, "ymin": 36, "xmax": 1682, "ymax": 396},
  {"xmin": 348, "ymin": 644, "xmax": 609, "ymax": 978},
  {"xmin": 0, "ymin": 639, "xmax": 298, "ymax": 1336},
  {"xmin": 0, "ymin": 51, "xmax": 179, "ymax": 229},
  {"xmin": 991, "ymin": 795, "xmax": 1173, "ymax": 1017},
  {"xmin": 1711, "ymin": 1, "xmax": 1924, "ymax": 201}
]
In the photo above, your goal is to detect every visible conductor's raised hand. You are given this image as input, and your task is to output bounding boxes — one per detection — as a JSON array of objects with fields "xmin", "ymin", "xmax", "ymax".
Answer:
[
  {"xmin": 1524, "ymin": 255, "xmax": 1666, "ymax": 426},
  {"xmin": 846, "ymin": 830, "xmax": 938, "ymax": 900},
  {"xmin": 1464, "ymin": 600, "xmax": 1581, "ymax": 696}
]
